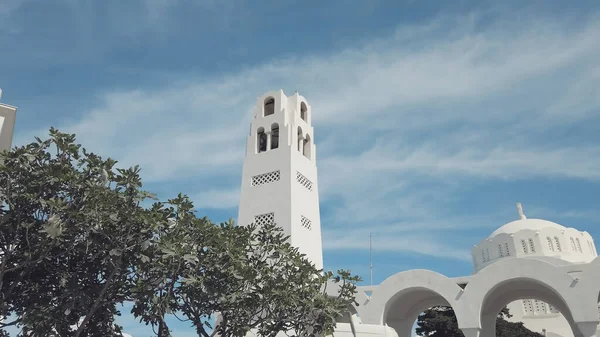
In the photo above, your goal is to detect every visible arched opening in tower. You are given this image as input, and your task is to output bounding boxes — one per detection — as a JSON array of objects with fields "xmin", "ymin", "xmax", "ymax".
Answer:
[
  {"xmin": 300, "ymin": 102, "xmax": 308, "ymax": 122},
  {"xmin": 264, "ymin": 97, "xmax": 275, "ymax": 116},
  {"xmin": 257, "ymin": 127, "xmax": 267, "ymax": 153},
  {"xmin": 297, "ymin": 127, "xmax": 303, "ymax": 153},
  {"xmin": 270, "ymin": 123, "xmax": 279, "ymax": 150},
  {"xmin": 303, "ymin": 134, "xmax": 311, "ymax": 159}
]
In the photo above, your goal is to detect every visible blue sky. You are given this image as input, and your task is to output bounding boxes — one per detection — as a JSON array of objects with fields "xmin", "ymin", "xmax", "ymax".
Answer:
[{"xmin": 2, "ymin": 0, "xmax": 600, "ymax": 335}]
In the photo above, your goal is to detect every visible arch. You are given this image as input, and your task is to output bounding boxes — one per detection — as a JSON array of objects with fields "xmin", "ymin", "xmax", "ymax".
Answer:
[
  {"xmin": 458, "ymin": 258, "xmax": 592, "ymax": 329},
  {"xmin": 324, "ymin": 280, "xmax": 369, "ymax": 318},
  {"xmin": 360, "ymin": 270, "xmax": 466, "ymax": 328},
  {"xmin": 334, "ymin": 304, "xmax": 359, "ymax": 324},
  {"xmin": 575, "ymin": 257, "xmax": 600, "ymax": 323},
  {"xmin": 303, "ymin": 134, "xmax": 312, "ymax": 160},
  {"xmin": 256, "ymin": 127, "xmax": 267, "ymax": 153},
  {"xmin": 270, "ymin": 123, "xmax": 279, "ymax": 150},
  {"xmin": 300, "ymin": 102, "xmax": 308, "ymax": 122},
  {"xmin": 264, "ymin": 97, "xmax": 275, "ymax": 117}
]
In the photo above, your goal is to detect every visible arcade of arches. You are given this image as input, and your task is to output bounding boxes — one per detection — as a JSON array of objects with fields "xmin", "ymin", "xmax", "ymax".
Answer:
[{"xmin": 350, "ymin": 257, "xmax": 600, "ymax": 337}]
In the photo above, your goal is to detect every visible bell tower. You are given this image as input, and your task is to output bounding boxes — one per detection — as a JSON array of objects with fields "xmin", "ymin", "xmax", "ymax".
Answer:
[
  {"xmin": 237, "ymin": 89, "xmax": 323, "ymax": 270},
  {"xmin": 0, "ymin": 88, "xmax": 17, "ymax": 153}
]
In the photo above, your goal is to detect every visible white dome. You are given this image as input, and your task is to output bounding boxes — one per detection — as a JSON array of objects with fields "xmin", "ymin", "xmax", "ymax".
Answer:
[{"xmin": 488, "ymin": 218, "xmax": 566, "ymax": 239}]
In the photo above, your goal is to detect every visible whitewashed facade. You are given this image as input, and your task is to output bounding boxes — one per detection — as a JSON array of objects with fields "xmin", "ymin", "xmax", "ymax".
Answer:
[
  {"xmin": 237, "ymin": 90, "xmax": 324, "ymax": 270},
  {"xmin": 0, "ymin": 89, "xmax": 17, "ymax": 152},
  {"xmin": 238, "ymin": 90, "xmax": 600, "ymax": 337}
]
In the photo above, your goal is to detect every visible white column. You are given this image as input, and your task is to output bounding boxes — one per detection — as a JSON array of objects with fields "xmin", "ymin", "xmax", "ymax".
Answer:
[
  {"xmin": 460, "ymin": 327, "xmax": 481, "ymax": 337},
  {"xmin": 480, "ymin": 313, "xmax": 497, "ymax": 337},
  {"xmin": 576, "ymin": 322, "xmax": 598, "ymax": 337},
  {"xmin": 386, "ymin": 319, "xmax": 413, "ymax": 337},
  {"xmin": 298, "ymin": 135, "xmax": 304, "ymax": 154},
  {"xmin": 266, "ymin": 131, "xmax": 271, "ymax": 151}
]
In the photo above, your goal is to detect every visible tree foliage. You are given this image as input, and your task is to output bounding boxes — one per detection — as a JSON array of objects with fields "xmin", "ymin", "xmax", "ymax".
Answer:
[
  {"xmin": 416, "ymin": 306, "xmax": 544, "ymax": 337},
  {"xmin": 0, "ymin": 128, "xmax": 360, "ymax": 337}
]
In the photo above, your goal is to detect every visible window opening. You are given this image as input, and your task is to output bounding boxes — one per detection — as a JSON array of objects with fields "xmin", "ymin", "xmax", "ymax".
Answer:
[
  {"xmin": 303, "ymin": 134, "xmax": 311, "ymax": 159},
  {"xmin": 264, "ymin": 97, "xmax": 275, "ymax": 116},
  {"xmin": 528, "ymin": 238, "xmax": 535, "ymax": 253},
  {"xmin": 546, "ymin": 237, "xmax": 554, "ymax": 251},
  {"xmin": 297, "ymin": 127, "xmax": 303, "ymax": 153},
  {"xmin": 251, "ymin": 170, "xmax": 280, "ymax": 186},
  {"xmin": 270, "ymin": 123, "xmax": 279, "ymax": 150},
  {"xmin": 257, "ymin": 128, "xmax": 267, "ymax": 153},
  {"xmin": 521, "ymin": 240, "xmax": 528, "ymax": 254},
  {"xmin": 300, "ymin": 102, "xmax": 308, "ymax": 121}
]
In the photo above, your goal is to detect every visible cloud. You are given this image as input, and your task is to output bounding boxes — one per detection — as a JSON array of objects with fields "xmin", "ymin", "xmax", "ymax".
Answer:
[
  {"xmin": 14, "ymin": 9, "xmax": 600, "ymax": 259},
  {"xmin": 0, "ymin": 0, "xmax": 26, "ymax": 15},
  {"xmin": 323, "ymin": 230, "xmax": 472, "ymax": 262},
  {"xmin": 189, "ymin": 188, "xmax": 241, "ymax": 210}
]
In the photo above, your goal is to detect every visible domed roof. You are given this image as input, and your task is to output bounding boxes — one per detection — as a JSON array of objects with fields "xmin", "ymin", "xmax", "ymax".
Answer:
[{"xmin": 488, "ymin": 218, "xmax": 566, "ymax": 239}]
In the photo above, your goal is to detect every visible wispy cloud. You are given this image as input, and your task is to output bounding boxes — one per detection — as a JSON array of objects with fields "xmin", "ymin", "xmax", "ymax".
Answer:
[
  {"xmin": 189, "ymin": 188, "xmax": 241, "ymax": 210},
  {"xmin": 14, "ymin": 9, "xmax": 600, "ymax": 261},
  {"xmin": 0, "ymin": 0, "xmax": 25, "ymax": 15},
  {"xmin": 323, "ymin": 230, "xmax": 472, "ymax": 262}
]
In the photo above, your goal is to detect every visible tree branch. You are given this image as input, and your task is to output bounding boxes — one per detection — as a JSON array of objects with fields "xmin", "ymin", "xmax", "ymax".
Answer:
[{"xmin": 73, "ymin": 259, "xmax": 120, "ymax": 337}]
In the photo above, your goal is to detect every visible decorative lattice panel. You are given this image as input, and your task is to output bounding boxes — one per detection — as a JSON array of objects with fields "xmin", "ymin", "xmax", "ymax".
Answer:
[
  {"xmin": 296, "ymin": 171, "xmax": 313, "ymax": 191},
  {"xmin": 300, "ymin": 215, "xmax": 312, "ymax": 230},
  {"xmin": 546, "ymin": 237, "xmax": 554, "ymax": 251},
  {"xmin": 254, "ymin": 212, "xmax": 275, "ymax": 226},
  {"xmin": 533, "ymin": 300, "xmax": 545, "ymax": 314},
  {"xmin": 522, "ymin": 300, "xmax": 534, "ymax": 314},
  {"xmin": 528, "ymin": 239, "xmax": 536, "ymax": 253},
  {"xmin": 252, "ymin": 170, "xmax": 280, "ymax": 186}
]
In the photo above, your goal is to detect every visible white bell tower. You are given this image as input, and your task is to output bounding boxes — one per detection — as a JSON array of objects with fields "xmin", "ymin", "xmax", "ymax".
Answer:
[{"xmin": 237, "ymin": 89, "xmax": 324, "ymax": 270}]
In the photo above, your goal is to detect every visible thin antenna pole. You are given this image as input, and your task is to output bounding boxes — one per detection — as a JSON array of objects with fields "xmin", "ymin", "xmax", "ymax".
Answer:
[{"xmin": 369, "ymin": 232, "xmax": 373, "ymax": 287}]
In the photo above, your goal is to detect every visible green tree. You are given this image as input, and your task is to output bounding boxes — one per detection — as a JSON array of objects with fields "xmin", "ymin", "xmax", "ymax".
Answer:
[
  {"xmin": 416, "ymin": 306, "xmax": 544, "ymax": 337},
  {"xmin": 130, "ymin": 194, "xmax": 360, "ymax": 337},
  {"xmin": 1, "ymin": 128, "xmax": 157, "ymax": 336},
  {"xmin": 0, "ymin": 128, "xmax": 360, "ymax": 337}
]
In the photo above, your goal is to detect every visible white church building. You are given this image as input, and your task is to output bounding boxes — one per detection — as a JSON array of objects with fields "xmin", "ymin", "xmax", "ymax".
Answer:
[{"xmin": 237, "ymin": 90, "xmax": 600, "ymax": 337}]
